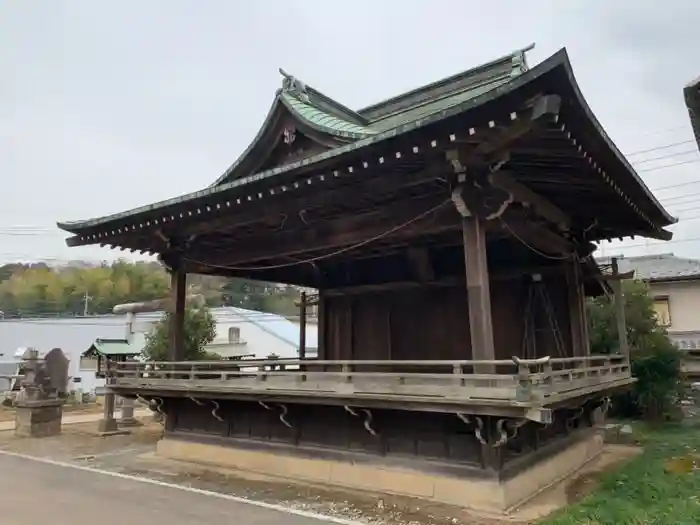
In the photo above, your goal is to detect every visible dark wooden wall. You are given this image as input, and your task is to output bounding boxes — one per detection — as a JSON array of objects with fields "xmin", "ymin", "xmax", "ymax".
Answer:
[{"xmin": 320, "ymin": 273, "xmax": 575, "ymax": 361}]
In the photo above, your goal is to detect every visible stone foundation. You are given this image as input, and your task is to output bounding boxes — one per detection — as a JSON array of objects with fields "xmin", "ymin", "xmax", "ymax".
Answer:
[
  {"xmin": 156, "ymin": 430, "xmax": 604, "ymax": 514},
  {"xmin": 14, "ymin": 399, "xmax": 64, "ymax": 438}
]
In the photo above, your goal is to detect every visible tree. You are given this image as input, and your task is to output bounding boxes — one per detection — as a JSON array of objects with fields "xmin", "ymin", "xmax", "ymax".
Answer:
[
  {"xmin": 142, "ymin": 305, "xmax": 217, "ymax": 361},
  {"xmin": 588, "ymin": 280, "xmax": 683, "ymax": 421},
  {"xmin": 0, "ymin": 258, "xmax": 305, "ymax": 319}
]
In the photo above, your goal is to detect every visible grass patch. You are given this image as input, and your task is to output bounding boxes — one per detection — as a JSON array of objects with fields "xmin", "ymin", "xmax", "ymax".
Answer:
[{"xmin": 541, "ymin": 422, "xmax": 700, "ymax": 525}]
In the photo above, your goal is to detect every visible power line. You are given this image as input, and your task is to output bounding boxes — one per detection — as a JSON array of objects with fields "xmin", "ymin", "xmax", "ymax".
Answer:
[
  {"xmin": 626, "ymin": 139, "xmax": 696, "ymax": 157},
  {"xmin": 633, "ymin": 149, "xmax": 699, "ymax": 165},
  {"xmin": 619, "ymin": 124, "xmax": 689, "ymax": 140},
  {"xmin": 637, "ymin": 158, "xmax": 700, "ymax": 173},
  {"xmin": 652, "ymin": 180, "xmax": 700, "ymax": 192}
]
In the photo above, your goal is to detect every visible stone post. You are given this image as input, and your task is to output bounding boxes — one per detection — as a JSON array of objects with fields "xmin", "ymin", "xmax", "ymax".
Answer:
[
  {"xmin": 119, "ymin": 396, "xmax": 142, "ymax": 427},
  {"xmin": 97, "ymin": 360, "xmax": 129, "ymax": 436}
]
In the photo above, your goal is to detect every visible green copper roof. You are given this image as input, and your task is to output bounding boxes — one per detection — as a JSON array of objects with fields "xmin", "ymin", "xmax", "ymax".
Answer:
[
  {"xmin": 83, "ymin": 338, "xmax": 140, "ymax": 357},
  {"xmin": 360, "ymin": 44, "xmax": 533, "ymax": 130},
  {"xmin": 281, "ymin": 92, "xmax": 376, "ymax": 138},
  {"xmin": 56, "ymin": 46, "xmax": 676, "ymax": 239}
]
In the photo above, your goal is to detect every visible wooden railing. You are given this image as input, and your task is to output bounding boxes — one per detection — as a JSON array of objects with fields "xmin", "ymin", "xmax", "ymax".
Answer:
[{"xmin": 105, "ymin": 355, "xmax": 631, "ymax": 405}]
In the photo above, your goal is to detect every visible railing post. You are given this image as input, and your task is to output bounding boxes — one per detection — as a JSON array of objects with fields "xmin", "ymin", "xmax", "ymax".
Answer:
[
  {"xmin": 97, "ymin": 359, "xmax": 129, "ymax": 436},
  {"xmin": 453, "ymin": 363, "xmax": 464, "ymax": 387},
  {"xmin": 514, "ymin": 358, "xmax": 533, "ymax": 402}
]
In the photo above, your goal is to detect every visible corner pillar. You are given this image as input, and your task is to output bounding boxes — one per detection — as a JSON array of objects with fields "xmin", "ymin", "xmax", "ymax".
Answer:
[
  {"xmin": 169, "ymin": 264, "xmax": 187, "ymax": 361},
  {"xmin": 299, "ymin": 291, "xmax": 307, "ymax": 360},
  {"xmin": 611, "ymin": 258, "xmax": 629, "ymax": 359},
  {"xmin": 566, "ymin": 261, "xmax": 589, "ymax": 357},
  {"xmin": 462, "ymin": 216, "xmax": 496, "ymax": 372}
]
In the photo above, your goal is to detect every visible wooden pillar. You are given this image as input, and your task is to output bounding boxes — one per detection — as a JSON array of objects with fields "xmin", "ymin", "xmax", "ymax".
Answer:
[
  {"xmin": 565, "ymin": 261, "xmax": 587, "ymax": 357},
  {"xmin": 169, "ymin": 266, "xmax": 187, "ymax": 361},
  {"xmin": 317, "ymin": 291, "xmax": 327, "ymax": 359},
  {"xmin": 611, "ymin": 258, "xmax": 629, "ymax": 359},
  {"xmin": 462, "ymin": 217, "xmax": 496, "ymax": 371},
  {"xmin": 299, "ymin": 292, "xmax": 307, "ymax": 360},
  {"xmin": 579, "ymin": 283, "xmax": 591, "ymax": 356}
]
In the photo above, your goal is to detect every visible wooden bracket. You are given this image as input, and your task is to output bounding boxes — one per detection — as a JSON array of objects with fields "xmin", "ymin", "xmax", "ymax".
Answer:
[
  {"xmin": 447, "ymin": 94, "xmax": 562, "ymax": 223},
  {"xmin": 488, "ymin": 171, "xmax": 570, "ymax": 231}
]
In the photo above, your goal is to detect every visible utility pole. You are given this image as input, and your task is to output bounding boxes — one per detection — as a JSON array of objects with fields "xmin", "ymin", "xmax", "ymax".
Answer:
[{"xmin": 83, "ymin": 291, "xmax": 91, "ymax": 316}]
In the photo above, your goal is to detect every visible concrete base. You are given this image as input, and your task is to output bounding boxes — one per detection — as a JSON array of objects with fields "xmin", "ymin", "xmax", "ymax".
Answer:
[
  {"xmin": 14, "ymin": 399, "xmax": 64, "ymax": 438},
  {"xmin": 119, "ymin": 417, "xmax": 144, "ymax": 428},
  {"xmin": 156, "ymin": 432, "xmax": 604, "ymax": 515},
  {"xmin": 97, "ymin": 417, "xmax": 131, "ymax": 437}
]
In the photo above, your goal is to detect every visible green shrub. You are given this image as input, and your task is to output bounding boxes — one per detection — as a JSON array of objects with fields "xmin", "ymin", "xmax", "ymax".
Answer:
[{"xmin": 588, "ymin": 280, "xmax": 684, "ymax": 421}]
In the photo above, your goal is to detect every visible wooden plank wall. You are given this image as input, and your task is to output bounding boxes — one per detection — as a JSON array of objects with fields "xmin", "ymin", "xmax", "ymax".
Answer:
[{"xmin": 321, "ymin": 276, "xmax": 574, "ymax": 362}]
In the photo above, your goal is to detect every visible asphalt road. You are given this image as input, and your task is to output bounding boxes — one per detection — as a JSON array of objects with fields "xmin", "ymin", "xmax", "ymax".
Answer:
[{"xmin": 0, "ymin": 453, "xmax": 352, "ymax": 525}]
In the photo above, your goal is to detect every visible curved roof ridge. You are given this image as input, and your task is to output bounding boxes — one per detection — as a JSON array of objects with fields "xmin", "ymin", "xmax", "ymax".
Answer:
[
  {"xmin": 209, "ymin": 70, "xmax": 376, "ymax": 187},
  {"xmin": 358, "ymin": 43, "xmax": 536, "ymax": 121},
  {"xmin": 210, "ymin": 94, "xmax": 283, "ymax": 187},
  {"xmin": 280, "ymin": 93, "xmax": 376, "ymax": 138},
  {"xmin": 278, "ymin": 67, "xmax": 368, "ymax": 125}
]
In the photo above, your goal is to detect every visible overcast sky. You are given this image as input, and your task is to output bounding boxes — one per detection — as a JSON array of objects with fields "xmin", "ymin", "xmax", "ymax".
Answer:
[{"xmin": 1, "ymin": 1, "xmax": 699, "ymax": 264}]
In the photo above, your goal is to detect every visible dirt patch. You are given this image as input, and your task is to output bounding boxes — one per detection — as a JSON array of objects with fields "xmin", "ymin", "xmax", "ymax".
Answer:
[
  {"xmin": 0, "ymin": 403, "xmax": 103, "ymax": 422},
  {"xmin": 0, "ymin": 418, "xmax": 162, "ymax": 459}
]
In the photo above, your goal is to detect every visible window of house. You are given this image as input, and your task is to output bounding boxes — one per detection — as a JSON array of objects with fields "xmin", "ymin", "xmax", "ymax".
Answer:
[
  {"xmin": 80, "ymin": 356, "xmax": 98, "ymax": 370},
  {"xmin": 228, "ymin": 327, "xmax": 242, "ymax": 344},
  {"xmin": 652, "ymin": 296, "xmax": 671, "ymax": 327}
]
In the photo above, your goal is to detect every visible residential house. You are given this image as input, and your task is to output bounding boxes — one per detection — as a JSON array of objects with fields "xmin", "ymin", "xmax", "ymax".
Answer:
[
  {"xmin": 0, "ymin": 306, "xmax": 317, "ymax": 394},
  {"xmin": 599, "ymin": 254, "xmax": 700, "ymax": 349}
]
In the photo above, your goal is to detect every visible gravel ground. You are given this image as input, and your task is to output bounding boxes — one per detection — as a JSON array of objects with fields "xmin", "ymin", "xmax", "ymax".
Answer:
[
  {"xmin": 0, "ymin": 420, "xmax": 507, "ymax": 525},
  {"xmin": 0, "ymin": 418, "xmax": 638, "ymax": 525}
]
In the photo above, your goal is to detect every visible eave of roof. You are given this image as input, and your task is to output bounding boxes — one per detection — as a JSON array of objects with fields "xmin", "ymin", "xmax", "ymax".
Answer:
[
  {"xmin": 57, "ymin": 48, "xmax": 675, "ymax": 241},
  {"xmin": 83, "ymin": 338, "xmax": 139, "ymax": 357},
  {"xmin": 684, "ymin": 76, "xmax": 700, "ymax": 151}
]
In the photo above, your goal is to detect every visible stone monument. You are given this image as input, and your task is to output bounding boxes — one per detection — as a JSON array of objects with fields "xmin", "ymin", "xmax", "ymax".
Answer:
[
  {"xmin": 14, "ymin": 348, "xmax": 68, "ymax": 438},
  {"xmin": 118, "ymin": 396, "xmax": 142, "ymax": 427}
]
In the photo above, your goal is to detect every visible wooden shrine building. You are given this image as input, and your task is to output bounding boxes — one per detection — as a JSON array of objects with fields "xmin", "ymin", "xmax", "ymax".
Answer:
[{"xmin": 58, "ymin": 46, "xmax": 675, "ymax": 514}]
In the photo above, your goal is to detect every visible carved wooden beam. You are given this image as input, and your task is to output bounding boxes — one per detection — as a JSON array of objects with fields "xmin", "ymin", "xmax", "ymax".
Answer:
[
  {"xmin": 488, "ymin": 171, "xmax": 570, "ymax": 231},
  {"xmin": 187, "ymin": 195, "xmax": 459, "ymax": 268},
  {"xmin": 470, "ymin": 94, "xmax": 561, "ymax": 159},
  {"xmin": 497, "ymin": 212, "xmax": 575, "ymax": 256},
  {"xmin": 180, "ymin": 161, "xmax": 446, "ymax": 238},
  {"xmin": 448, "ymin": 94, "xmax": 563, "ymax": 222}
]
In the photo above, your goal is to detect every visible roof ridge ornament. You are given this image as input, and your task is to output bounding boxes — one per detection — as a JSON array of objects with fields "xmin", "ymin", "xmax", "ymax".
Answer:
[
  {"xmin": 511, "ymin": 43, "xmax": 536, "ymax": 78},
  {"xmin": 279, "ymin": 68, "xmax": 310, "ymax": 103}
]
